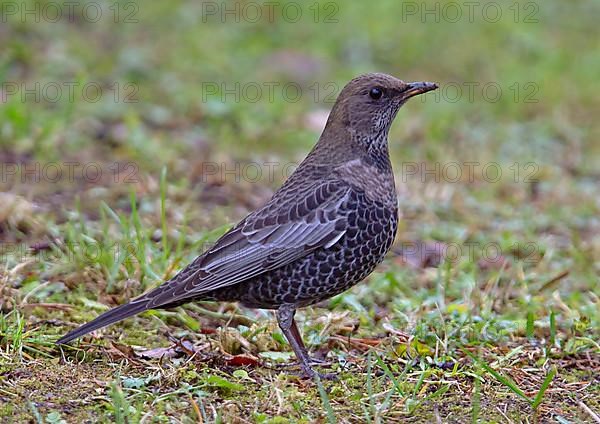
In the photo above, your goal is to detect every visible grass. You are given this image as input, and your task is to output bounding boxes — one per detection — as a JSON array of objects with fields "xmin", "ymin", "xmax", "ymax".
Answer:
[
  {"xmin": 1, "ymin": 0, "xmax": 599, "ymax": 422},
  {"xmin": 462, "ymin": 347, "xmax": 557, "ymax": 411}
]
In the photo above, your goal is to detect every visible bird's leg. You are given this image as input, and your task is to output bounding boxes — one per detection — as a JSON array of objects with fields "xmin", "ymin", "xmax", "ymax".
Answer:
[
  {"xmin": 277, "ymin": 304, "xmax": 314, "ymax": 376},
  {"xmin": 277, "ymin": 305, "xmax": 336, "ymax": 379},
  {"xmin": 277, "ymin": 304, "xmax": 331, "ymax": 378},
  {"xmin": 288, "ymin": 316, "xmax": 309, "ymax": 358},
  {"xmin": 289, "ymin": 318, "xmax": 328, "ymax": 366}
]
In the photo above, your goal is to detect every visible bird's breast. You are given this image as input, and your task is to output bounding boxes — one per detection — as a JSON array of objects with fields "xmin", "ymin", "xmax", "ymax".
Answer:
[{"xmin": 334, "ymin": 159, "xmax": 397, "ymax": 206}]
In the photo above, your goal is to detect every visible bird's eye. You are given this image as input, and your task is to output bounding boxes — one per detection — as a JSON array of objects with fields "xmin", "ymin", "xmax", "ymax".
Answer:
[{"xmin": 369, "ymin": 87, "xmax": 383, "ymax": 100}]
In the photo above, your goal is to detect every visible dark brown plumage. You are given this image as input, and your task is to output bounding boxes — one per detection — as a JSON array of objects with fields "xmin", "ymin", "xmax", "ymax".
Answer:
[{"xmin": 57, "ymin": 73, "xmax": 438, "ymax": 378}]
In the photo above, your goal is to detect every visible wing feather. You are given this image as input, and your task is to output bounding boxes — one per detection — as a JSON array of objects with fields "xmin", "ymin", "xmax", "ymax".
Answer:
[{"xmin": 145, "ymin": 181, "xmax": 351, "ymax": 308}]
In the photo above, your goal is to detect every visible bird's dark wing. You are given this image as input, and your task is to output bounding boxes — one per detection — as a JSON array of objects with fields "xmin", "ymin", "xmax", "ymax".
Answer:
[
  {"xmin": 143, "ymin": 179, "xmax": 351, "ymax": 308},
  {"xmin": 56, "ymin": 179, "xmax": 351, "ymax": 345}
]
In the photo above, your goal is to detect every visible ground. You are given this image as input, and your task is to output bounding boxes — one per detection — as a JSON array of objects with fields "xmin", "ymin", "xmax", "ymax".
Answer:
[{"xmin": 0, "ymin": 1, "xmax": 599, "ymax": 423}]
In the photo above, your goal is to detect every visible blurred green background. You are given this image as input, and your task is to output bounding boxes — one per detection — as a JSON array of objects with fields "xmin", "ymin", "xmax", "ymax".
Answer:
[
  {"xmin": 0, "ymin": 0, "xmax": 599, "ymax": 422},
  {"xmin": 3, "ymin": 1, "xmax": 598, "ymax": 170}
]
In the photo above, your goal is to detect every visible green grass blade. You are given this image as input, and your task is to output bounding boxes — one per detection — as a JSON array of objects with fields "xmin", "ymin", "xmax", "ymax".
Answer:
[
  {"xmin": 531, "ymin": 366, "xmax": 557, "ymax": 410},
  {"xmin": 526, "ymin": 311, "xmax": 535, "ymax": 339},
  {"xmin": 463, "ymin": 348, "xmax": 529, "ymax": 402},
  {"xmin": 366, "ymin": 352, "xmax": 375, "ymax": 420},
  {"xmin": 160, "ymin": 166, "xmax": 169, "ymax": 262},
  {"xmin": 472, "ymin": 368, "xmax": 482, "ymax": 423},
  {"xmin": 375, "ymin": 353, "xmax": 405, "ymax": 396},
  {"xmin": 315, "ymin": 375, "xmax": 336, "ymax": 424},
  {"xmin": 549, "ymin": 311, "xmax": 556, "ymax": 346}
]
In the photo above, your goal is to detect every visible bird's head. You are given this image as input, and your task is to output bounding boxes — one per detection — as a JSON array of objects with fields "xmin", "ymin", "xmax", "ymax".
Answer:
[{"xmin": 326, "ymin": 73, "xmax": 438, "ymax": 139}]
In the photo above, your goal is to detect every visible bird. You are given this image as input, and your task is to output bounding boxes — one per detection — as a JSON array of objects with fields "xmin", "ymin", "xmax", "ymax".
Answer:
[{"xmin": 57, "ymin": 73, "xmax": 438, "ymax": 378}]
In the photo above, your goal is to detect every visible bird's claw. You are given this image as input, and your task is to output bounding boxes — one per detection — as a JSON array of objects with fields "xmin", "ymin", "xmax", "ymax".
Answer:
[
  {"xmin": 298, "ymin": 365, "xmax": 338, "ymax": 381},
  {"xmin": 307, "ymin": 356, "xmax": 330, "ymax": 366}
]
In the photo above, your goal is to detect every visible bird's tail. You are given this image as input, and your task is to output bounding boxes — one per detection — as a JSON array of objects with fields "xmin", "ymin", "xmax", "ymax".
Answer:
[{"xmin": 56, "ymin": 299, "xmax": 150, "ymax": 345}]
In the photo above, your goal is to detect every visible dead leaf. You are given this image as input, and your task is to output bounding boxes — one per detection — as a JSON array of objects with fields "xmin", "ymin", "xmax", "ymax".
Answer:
[
  {"xmin": 136, "ymin": 339, "xmax": 196, "ymax": 359},
  {"xmin": 106, "ymin": 342, "xmax": 138, "ymax": 362},
  {"xmin": 224, "ymin": 354, "xmax": 260, "ymax": 367}
]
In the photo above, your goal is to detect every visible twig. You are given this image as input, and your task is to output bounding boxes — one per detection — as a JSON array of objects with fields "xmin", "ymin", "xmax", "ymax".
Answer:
[
  {"xmin": 496, "ymin": 405, "xmax": 515, "ymax": 424},
  {"xmin": 578, "ymin": 401, "xmax": 600, "ymax": 423},
  {"xmin": 189, "ymin": 394, "xmax": 203, "ymax": 424}
]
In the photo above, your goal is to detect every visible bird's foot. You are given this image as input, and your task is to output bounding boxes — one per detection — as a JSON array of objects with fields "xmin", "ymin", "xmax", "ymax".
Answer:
[
  {"xmin": 314, "ymin": 371, "xmax": 338, "ymax": 381},
  {"xmin": 298, "ymin": 364, "xmax": 338, "ymax": 381},
  {"xmin": 278, "ymin": 355, "xmax": 331, "ymax": 368},
  {"xmin": 307, "ymin": 356, "xmax": 330, "ymax": 366}
]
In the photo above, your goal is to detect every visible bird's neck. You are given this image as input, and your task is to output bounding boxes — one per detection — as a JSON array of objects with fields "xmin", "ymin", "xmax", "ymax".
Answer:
[
  {"xmin": 309, "ymin": 122, "xmax": 393, "ymax": 173},
  {"xmin": 353, "ymin": 128, "xmax": 393, "ymax": 173}
]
